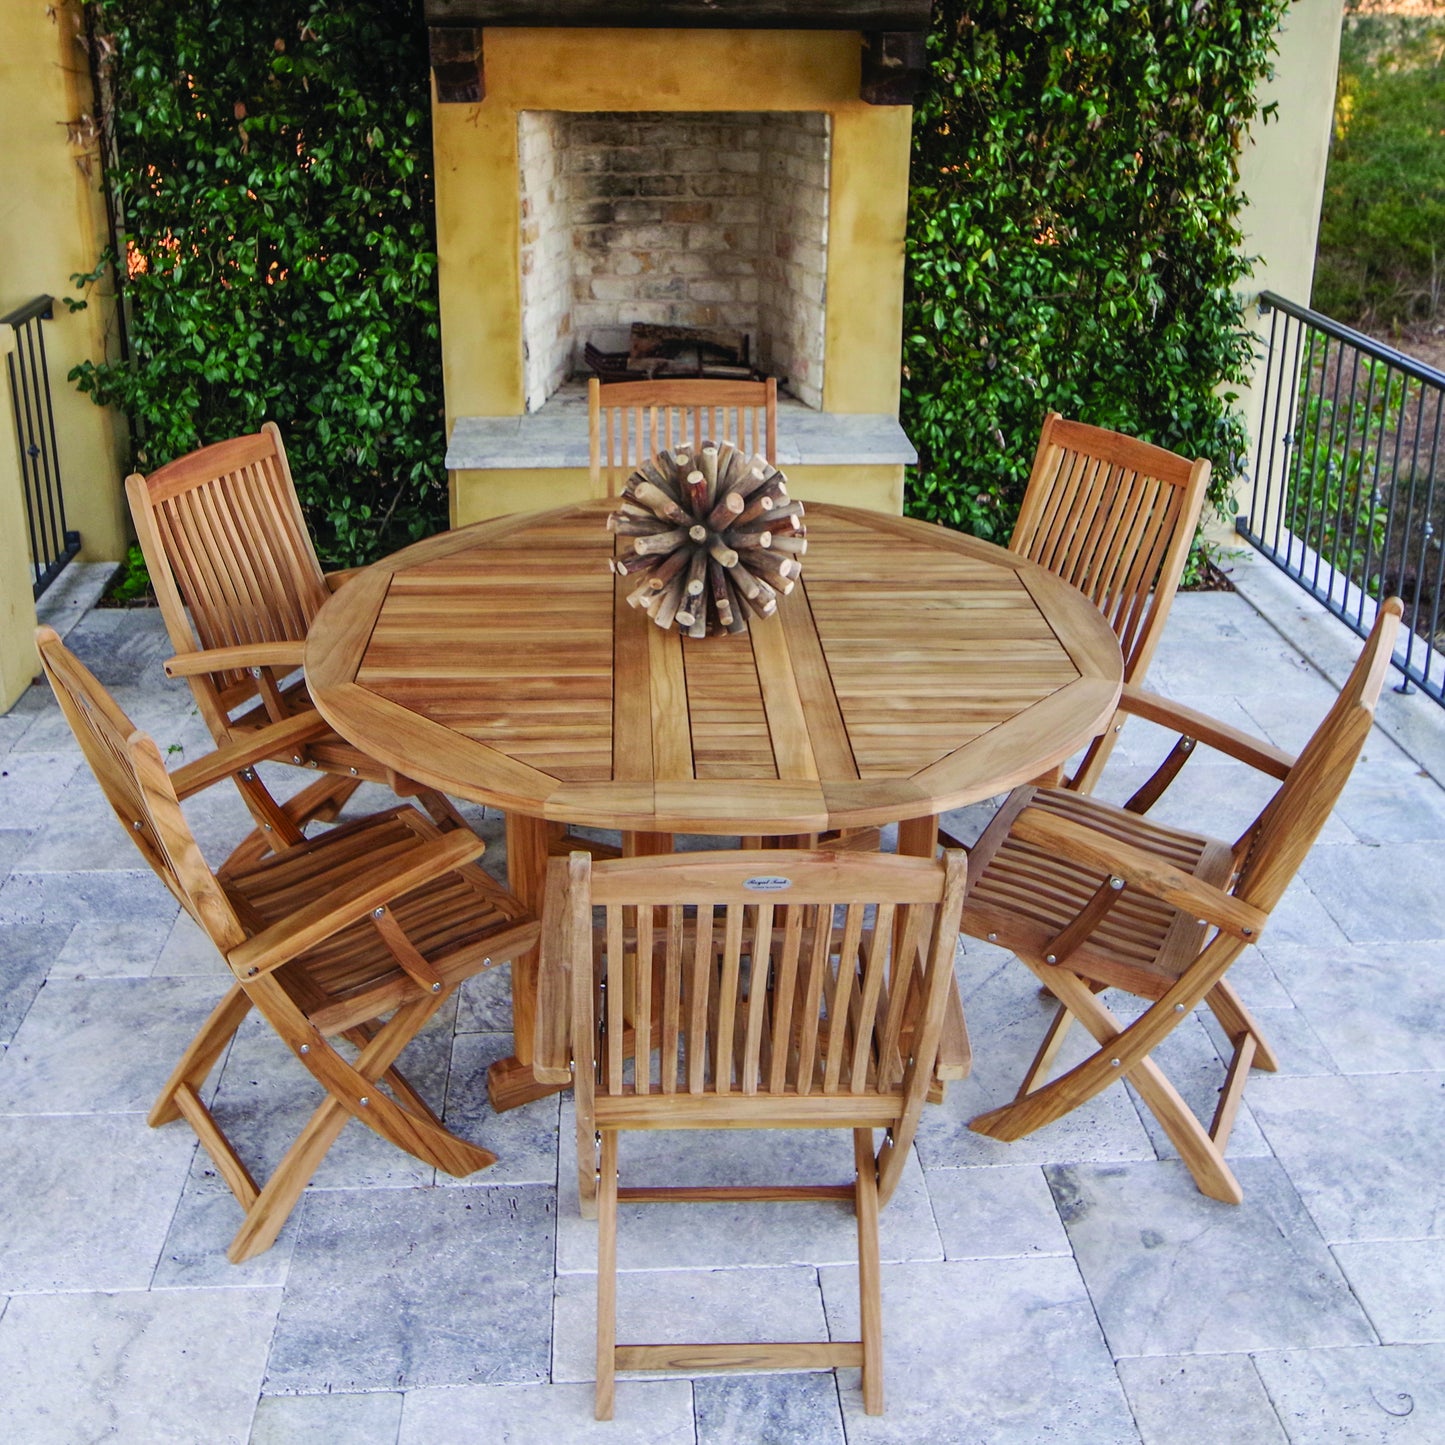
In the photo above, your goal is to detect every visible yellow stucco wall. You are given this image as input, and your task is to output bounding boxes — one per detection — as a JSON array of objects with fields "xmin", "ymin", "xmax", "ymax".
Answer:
[
  {"xmin": 452, "ymin": 461, "xmax": 903, "ymax": 527},
  {"xmin": 0, "ymin": 330, "xmax": 40, "ymax": 711},
  {"xmin": 1226, "ymin": 0, "xmax": 1346, "ymax": 539},
  {"xmin": 0, "ymin": 1, "xmax": 127, "ymax": 566},
  {"xmin": 434, "ymin": 29, "xmax": 912, "ymax": 518}
]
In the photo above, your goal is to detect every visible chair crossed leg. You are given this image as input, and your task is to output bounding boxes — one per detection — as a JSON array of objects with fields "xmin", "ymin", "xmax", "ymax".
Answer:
[{"xmin": 149, "ymin": 976, "xmax": 496, "ymax": 1263}]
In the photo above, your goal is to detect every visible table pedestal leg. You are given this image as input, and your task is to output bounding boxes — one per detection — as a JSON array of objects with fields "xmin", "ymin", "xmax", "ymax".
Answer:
[
  {"xmin": 487, "ymin": 811, "xmax": 565, "ymax": 1114},
  {"xmin": 896, "ymin": 813, "xmax": 940, "ymax": 859}
]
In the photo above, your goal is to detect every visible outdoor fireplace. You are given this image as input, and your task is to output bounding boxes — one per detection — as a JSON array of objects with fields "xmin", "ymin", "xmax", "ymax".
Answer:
[
  {"xmin": 518, "ymin": 110, "xmax": 830, "ymax": 411},
  {"xmin": 424, "ymin": 7, "xmax": 928, "ymax": 522}
]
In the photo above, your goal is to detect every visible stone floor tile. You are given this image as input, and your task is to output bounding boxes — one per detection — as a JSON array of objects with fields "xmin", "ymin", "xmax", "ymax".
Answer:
[
  {"xmin": 552, "ymin": 1266, "xmax": 828, "ymax": 1383},
  {"xmin": 153, "ymin": 909, "xmax": 230, "ymax": 977},
  {"xmin": 1252, "ymin": 1343, "xmax": 1445, "ymax": 1444},
  {"xmin": 398, "ymin": 1379, "xmax": 695, "ymax": 1444},
  {"xmin": 694, "ymin": 1372, "xmax": 845, "ymax": 1445},
  {"xmin": 916, "ymin": 950, "xmax": 1156, "ymax": 1171},
  {"xmin": 0, "ymin": 702, "xmax": 37, "ymax": 754},
  {"xmin": 821, "ymin": 1256, "xmax": 1136, "ymax": 1444},
  {"xmin": 1227, "ymin": 945, "xmax": 1296, "ymax": 1011},
  {"xmin": 1333, "ymin": 1240, "xmax": 1445, "ymax": 1344},
  {"xmin": 0, "ymin": 826, "xmax": 32, "ymax": 875},
  {"xmin": 455, "ymin": 962, "xmax": 514, "ymax": 1032},
  {"xmin": 1199, "ymin": 1004, "xmax": 1341, "ymax": 1081},
  {"xmin": 1150, "ymin": 629, "xmax": 1328, "ymax": 703},
  {"xmin": 1259, "ymin": 941, "xmax": 1445, "ymax": 1074},
  {"xmin": 0, "ymin": 752, "xmax": 82, "ymax": 830},
  {"xmin": 0, "ymin": 921, "xmax": 69, "ymax": 1047},
  {"xmin": 1049, "ymin": 1158, "xmax": 1375, "ymax": 1357},
  {"xmin": 59, "ymin": 606, "xmax": 174, "ymax": 684},
  {"xmin": 0, "ymin": 1113, "xmax": 195, "ymax": 1292},
  {"xmin": 1333, "ymin": 759, "xmax": 1445, "ymax": 844},
  {"xmin": 264, "ymin": 1184, "xmax": 555, "ymax": 1393},
  {"xmin": 925, "ymin": 1164, "xmax": 1072, "ymax": 1260},
  {"xmin": 1240, "ymin": 672, "xmax": 1379, "ymax": 753},
  {"xmin": 50, "ymin": 917, "xmax": 175, "ymax": 979},
  {"xmin": 1247, "ymin": 1072, "xmax": 1445, "ymax": 1242},
  {"xmin": 554, "ymin": 1107, "xmax": 940, "ymax": 1273},
  {"xmin": 0, "ymin": 865, "xmax": 178, "ymax": 928},
  {"xmin": 251, "ymin": 1390, "xmax": 404, "ymax": 1445},
  {"xmin": 0, "ymin": 976, "xmax": 226, "ymax": 1114},
  {"xmin": 1114, "ymin": 1354, "xmax": 1287, "ymax": 1445},
  {"xmin": 441, "ymin": 1030, "xmax": 559, "ymax": 1187},
  {"xmin": 1301, "ymin": 843, "xmax": 1445, "ymax": 942},
  {"xmin": 1257, "ymin": 876, "xmax": 1353, "ymax": 949},
  {"xmin": 151, "ymin": 1170, "xmax": 299, "ymax": 1289},
  {"xmin": 0, "ymin": 1286, "xmax": 280, "ymax": 1445}
]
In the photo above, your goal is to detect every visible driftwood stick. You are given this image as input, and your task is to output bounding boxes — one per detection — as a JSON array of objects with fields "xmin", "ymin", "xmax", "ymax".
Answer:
[
  {"xmin": 707, "ymin": 537, "xmax": 740, "ymax": 569},
  {"xmin": 685, "ymin": 469, "xmax": 710, "ymax": 519},
  {"xmin": 728, "ymin": 529, "xmax": 772, "ymax": 551},
  {"xmin": 644, "ymin": 547, "xmax": 692, "ymax": 591},
  {"xmin": 632, "ymin": 525, "xmax": 693, "ymax": 556},
  {"xmin": 732, "ymin": 493, "xmax": 776, "ymax": 530},
  {"xmin": 705, "ymin": 490, "xmax": 745, "ymax": 531},
  {"xmin": 630, "ymin": 481, "xmax": 691, "ymax": 526}
]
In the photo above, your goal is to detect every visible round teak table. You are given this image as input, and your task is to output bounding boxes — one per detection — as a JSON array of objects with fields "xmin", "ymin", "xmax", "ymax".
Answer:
[{"xmin": 306, "ymin": 499, "xmax": 1123, "ymax": 1107}]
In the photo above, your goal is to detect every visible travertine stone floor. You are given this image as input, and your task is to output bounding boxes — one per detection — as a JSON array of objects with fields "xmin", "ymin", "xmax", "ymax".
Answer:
[{"xmin": 2, "ymin": 568, "xmax": 1443, "ymax": 1444}]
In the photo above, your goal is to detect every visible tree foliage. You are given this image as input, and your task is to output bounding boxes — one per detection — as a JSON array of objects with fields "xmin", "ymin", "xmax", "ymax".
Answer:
[
  {"xmin": 902, "ymin": 0, "xmax": 1288, "ymax": 544},
  {"xmin": 1313, "ymin": 9, "xmax": 1445, "ymax": 329},
  {"xmin": 72, "ymin": 0, "xmax": 445, "ymax": 566}
]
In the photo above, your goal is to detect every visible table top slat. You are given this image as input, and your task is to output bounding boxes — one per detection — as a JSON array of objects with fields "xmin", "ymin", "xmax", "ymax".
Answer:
[{"xmin": 304, "ymin": 500, "xmax": 1123, "ymax": 833}]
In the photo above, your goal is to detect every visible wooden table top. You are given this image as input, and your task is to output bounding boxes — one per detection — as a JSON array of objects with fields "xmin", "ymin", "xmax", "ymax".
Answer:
[{"xmin": 305, "ymin": 500, "xmax": 1123, "ymax": 834}]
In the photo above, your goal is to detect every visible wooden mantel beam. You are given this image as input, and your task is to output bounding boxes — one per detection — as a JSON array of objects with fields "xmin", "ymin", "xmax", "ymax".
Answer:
[{"xmin": 423, "ymin": 1, "xmax": 931, "ymax": 29}]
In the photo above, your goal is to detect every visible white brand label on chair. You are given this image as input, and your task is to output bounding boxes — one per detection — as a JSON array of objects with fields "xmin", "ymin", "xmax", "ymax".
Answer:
[{"xmin": 744, "ymin": 876, "xmax": 792, "ymax": 892}]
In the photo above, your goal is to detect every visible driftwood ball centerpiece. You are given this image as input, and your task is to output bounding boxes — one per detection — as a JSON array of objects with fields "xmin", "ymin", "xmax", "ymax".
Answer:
[{"xmin": 606, "ymin": 441, "xmax": 807, "ymax": 637}]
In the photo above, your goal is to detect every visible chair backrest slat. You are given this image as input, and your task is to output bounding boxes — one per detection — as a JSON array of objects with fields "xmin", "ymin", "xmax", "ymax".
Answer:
[
  {"xmin": 589, "ymin": 377, "xmax": 778, "ymax": 496},
  {"xmin": 35, "ymin": 628, "xmax": 247, "ymax": 952},
  {"xmin": 567, "ymin": 852, "xmax": 964, "ymax": 1118},
  {"xmin": 126, "ymin": 424, "xmax": 330, "ymax": 733},
  {"xmin": 1234, "ymin": 600, "xmax": 1402, "ymax": 913},
  {"xmin": 1010, "ymin": 413, "xmax": 1210, "ymax": 687}
]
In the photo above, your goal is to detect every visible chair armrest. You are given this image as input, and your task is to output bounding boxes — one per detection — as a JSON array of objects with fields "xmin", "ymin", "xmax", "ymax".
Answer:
[
  {"xmin": 1011, "ymin": 806, "xmax": 1266, "ymax": 941},
  {"xmin": 533, "ymin": 856, "xmax": 578, "ymax": 1086},
  {"xmin": 164, "ymin": 641, "xmax": 306, "ymax": 679},
  {"xmin": 1118, "ymin": 685, "xmax": 1295, "ymax": 781},
  {"xmin": 170, "ymin": 713, "xmax": 332, "ymax": 800},
  {"xmin": 325, "ymin": 568, "xmax": 364, "ymax": 592},
  {"xmin": 226, "ymin": 829, "xmax": 486, "ymax": 980}
]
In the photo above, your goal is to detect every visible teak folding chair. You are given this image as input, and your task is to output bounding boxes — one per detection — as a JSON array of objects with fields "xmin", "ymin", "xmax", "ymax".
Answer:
[
  {"xmin": 126, "ymin": 422, "xmax": 461, "ymax": 868},
  {"xmin": 534, "ymin": 847, "xmax": 970, "ymax": 1418},
  {"xmin": 1007, "ymin": 412, "xmax": 1212, "ymax": 792},
  {"xmin": 589, "ymin": 376, "xmax": 777, "ymax": 497},
  {"xmin": 958, "ymin": 600, "xmax": 1402, "ymax": 1204},
  {"xmin": 36, "ymin": 626, "xmax": 539, "ymax": 1262}
]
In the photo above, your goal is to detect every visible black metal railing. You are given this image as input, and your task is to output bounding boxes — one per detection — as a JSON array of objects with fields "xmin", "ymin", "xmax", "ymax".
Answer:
[
  {"xmin": 1238, "ymin": 290, "xmax": 1445, "ymax": 703},
  {"xmin": 3, "ymin": 296, "xmax": 80, "ymax": 599}
]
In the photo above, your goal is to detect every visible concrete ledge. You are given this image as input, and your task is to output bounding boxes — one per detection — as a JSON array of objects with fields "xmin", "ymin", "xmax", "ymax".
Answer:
[{"xmin": 446, "ymin": 390, "xmax": 917, "ymax": 471}]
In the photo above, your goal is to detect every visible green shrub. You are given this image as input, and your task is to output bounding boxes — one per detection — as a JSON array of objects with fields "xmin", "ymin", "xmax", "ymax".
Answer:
[
  {"xmin": 1285, "ymin": 355, "xmax": 1400, "ymax": 578},
  {"xmin": 1313, "ymin": 12, "xmax": 1445, "ymax": 328},
  {"xmin": 71, "ymin": 0, "xmax": 445, "ymax": 566},
  {"xmin": 902, "ymin": 0, "xmax": 1288, "ymax": 544}
]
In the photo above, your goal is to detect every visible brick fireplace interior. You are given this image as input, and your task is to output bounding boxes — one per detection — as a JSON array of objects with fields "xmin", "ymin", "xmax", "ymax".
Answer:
[{"xmin": 518, "ymin": 111, "xmax": 831, "ymax": 411}]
